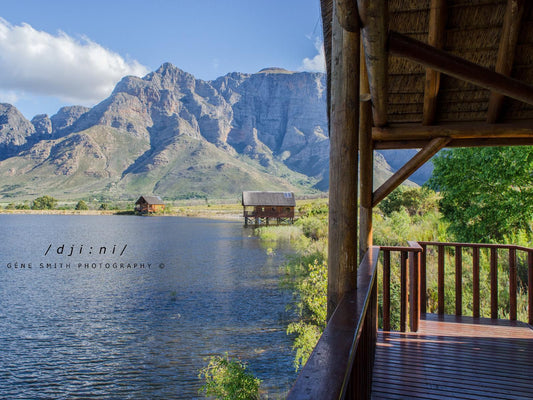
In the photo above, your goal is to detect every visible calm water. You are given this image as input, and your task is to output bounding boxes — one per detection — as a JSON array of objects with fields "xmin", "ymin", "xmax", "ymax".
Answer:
[{"xmin": 0, "ymin": 215, "xmax": 297, "ymax": 399}]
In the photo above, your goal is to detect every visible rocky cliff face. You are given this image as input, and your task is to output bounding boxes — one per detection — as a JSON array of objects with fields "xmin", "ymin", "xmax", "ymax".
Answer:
[
  {"xmin": 0, "ymin": 103, "xmax": 36, "ymax": 156},
  {"xmin": 0, "ymin": 64, "xmax": 330, "ymax": 199},
  {"xmin": 0, "ymin": 63, "xmax": 417, "ymax": 200}
]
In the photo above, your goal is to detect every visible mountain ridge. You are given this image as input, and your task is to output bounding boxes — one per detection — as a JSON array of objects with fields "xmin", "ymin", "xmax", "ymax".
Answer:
[{"xmin": 0, "ymin": 63, "xmax": 419, "ymax": 201}]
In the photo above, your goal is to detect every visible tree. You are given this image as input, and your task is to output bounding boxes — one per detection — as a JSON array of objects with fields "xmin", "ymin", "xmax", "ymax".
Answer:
[
  {"xmin": 75, "ymin": 200, "xmax": 89, "ymax": 210},
  {"xmin": 32, "ymin": 195, "xmax": 58, "ymax": 210},
  {"xmin": 378, "ymin": 186, "xmax": 439, "ymax": 217},
  {"xmin": 428, "ymin": 146, "xmax": 533, "ymax": 243}
]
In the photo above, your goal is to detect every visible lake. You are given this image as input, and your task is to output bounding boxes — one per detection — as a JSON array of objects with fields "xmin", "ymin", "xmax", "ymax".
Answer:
[{"xmin": 0, "ymin": 214, "xmax": 297, "ymax": 399}]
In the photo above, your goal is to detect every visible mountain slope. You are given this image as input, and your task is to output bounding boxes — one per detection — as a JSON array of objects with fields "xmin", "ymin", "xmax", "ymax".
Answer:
[{"xmin": 0, "ymin": 63, "xmax": 418, "ymax": 201}]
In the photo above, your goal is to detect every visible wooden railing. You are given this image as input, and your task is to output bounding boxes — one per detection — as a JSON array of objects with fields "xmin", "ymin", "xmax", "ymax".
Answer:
[
  {"xmin": 419, "ymin": 242, "xmax": 533, "ymax": 325},
  {"xmin": 286, "ymin": 246, "xmax": 380, "ymax": 400},
  {"xmin": 379, "ymin": 242, "xmax": 423, "ymax": 332},
  {"xmin": 380, "ymin": 241, "xmax": 533, "ymax": 331}
]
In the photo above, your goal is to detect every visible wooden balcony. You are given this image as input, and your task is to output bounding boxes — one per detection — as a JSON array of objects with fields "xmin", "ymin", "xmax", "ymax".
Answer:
[{"xmin": 287, "ymin": 243, "xmax": 533, "ymax": 400}]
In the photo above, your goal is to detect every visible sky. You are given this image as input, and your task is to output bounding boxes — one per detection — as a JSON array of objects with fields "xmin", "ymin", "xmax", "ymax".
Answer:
[{"xmin": 0, "ymin": 0, "xmax": 325, "ymax": 120}]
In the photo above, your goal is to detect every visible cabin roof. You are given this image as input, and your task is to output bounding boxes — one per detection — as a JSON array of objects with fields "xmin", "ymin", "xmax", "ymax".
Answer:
[
  {"xmin": 136, "ymin": 195, "xmax": 164, "ymax": 205},
  {"xmin": 242, "ymin": 191, "xmax": 296, "ymax": 207},
  {"xmin": 320, "ymin": 0, "xmax": 533, "ymax": 149}
]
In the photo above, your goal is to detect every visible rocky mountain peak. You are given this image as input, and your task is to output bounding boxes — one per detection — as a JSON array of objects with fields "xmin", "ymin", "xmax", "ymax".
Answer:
[
  {"xmin": 50, "ymin": 106, "xmax": 91, "ymax": 137},
  {"xmin": 256, "ymin": 67, "xmax": 294, "ymax": 75},
  {"xmin": 31, "ymin": 114, "xmax": 52, "ymax": 137},
  {"xmin": 0, "ymin": 103, "xmax": 36, "ymax": 154}
]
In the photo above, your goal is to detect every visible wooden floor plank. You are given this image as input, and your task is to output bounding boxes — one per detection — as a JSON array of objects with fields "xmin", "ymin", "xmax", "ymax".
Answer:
[{"xmin": 371, "ymin": 314, "xmax": 533, "ymax": 400}]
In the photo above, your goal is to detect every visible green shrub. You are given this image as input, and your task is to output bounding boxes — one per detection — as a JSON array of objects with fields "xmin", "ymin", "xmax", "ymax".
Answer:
[
  {"xmin": 198, "ymin": 354, "xmax": 261, "ymax": 400},
  {"xmin": 31, "ymin": 195, "xmax": 57, "ymax": 210},
  {"xmin": 75, "ymin": 200, "xmax": 89, "ymax": 210}
]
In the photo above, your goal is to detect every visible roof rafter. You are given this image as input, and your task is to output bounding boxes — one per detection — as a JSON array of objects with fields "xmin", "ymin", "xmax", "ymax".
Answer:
[
  {"xmin": 487, "ymin": 0, "xmax": 526, "ymax": 123},
  {"xmin": 357, "ymin": 0, "xmax": 388, "ymax": 127},
  {"xmin": 389, "ymin": 30, "xmax": 533, "ymax": 107},
  {"xmin": 423, "ymin": 0, "xmax": 447, "ymax": 126}
]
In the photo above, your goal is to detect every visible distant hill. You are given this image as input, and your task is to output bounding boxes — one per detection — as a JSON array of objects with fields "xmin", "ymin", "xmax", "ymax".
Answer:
[{"xmin": 0, "ymin": 63, "xmax": 420, "ymax": 201}]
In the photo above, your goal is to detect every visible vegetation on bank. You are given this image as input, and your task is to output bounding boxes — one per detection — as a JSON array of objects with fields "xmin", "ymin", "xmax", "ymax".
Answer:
[{"xmin": 198, "ymin": 354, "xmax": 261, "ymax": 400}]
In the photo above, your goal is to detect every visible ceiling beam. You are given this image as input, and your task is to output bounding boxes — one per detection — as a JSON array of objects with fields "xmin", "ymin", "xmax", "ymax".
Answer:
[
  {"xmin": 372, "ymin": 137, "xmax": 450, "ymax": 206},
  {"xmin": 423, "ymin": 0, "xmax": 447, "ymax": 125},
  {"xmin": 389, "ymin": 30, "xmax": 533, "ymax": 107},
  {"xmin": 487, "ymin": 0, "xmax": 525, "ymax": 123},
  {"xmin": 358, "ymin": 0, "xmax": 388, "ymax": 127},
  {"xmin": 373, "ymin": 121, "xmax": 533, "ymax": 142},
  {"xmin": 375, "ymin": 137, "xmax": 533, "ymax": 149}
]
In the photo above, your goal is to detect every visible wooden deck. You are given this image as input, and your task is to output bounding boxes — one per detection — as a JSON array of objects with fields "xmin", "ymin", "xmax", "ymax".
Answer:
[{"xmin": 372, "ymin": 314, "xmax": 533, "ymax": 400}]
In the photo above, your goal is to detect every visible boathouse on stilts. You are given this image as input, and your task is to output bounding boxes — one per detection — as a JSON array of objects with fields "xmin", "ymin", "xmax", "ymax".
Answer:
[{"xmin": 242, "ymin": 191, "xmax": 296, "ymax": 226}]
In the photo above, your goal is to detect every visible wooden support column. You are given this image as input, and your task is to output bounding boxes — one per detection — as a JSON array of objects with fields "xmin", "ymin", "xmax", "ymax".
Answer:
[
  {"xmin": 423, "ymin": 0, "xmax": 447, "ymax": 125},
  {"xmin": 359, "ymin": 52, "xmax": 373, "ymax": 263},
  {"xmin": 357, "ymin": 0, "xmax": 388, "ymax": 127},
  {"xmin": 327, "ymin": 5, "xmax": 360, "ymax": 320},
  {"xmin": 487, "ymin": 0, "xmax": 525, "ymax": 123},
  {"xmin": 373, "ymin": 137, "xmax": 450, "ymax": 207}
]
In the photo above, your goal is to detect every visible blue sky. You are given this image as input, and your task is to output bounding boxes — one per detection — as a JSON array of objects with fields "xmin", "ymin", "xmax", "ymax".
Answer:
[{"xmin": 0, "ymin": 0, "xmax": 324, "ymax": 120}]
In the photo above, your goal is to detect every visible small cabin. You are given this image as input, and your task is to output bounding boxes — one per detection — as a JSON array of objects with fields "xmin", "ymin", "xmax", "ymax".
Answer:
[
  {"xmin": 242, "ymin": 191, "xmax": 296, "ymax": 225},
  {"xmin": 135, "ymin": 195, "xmax": 165, "ymax": 214}
]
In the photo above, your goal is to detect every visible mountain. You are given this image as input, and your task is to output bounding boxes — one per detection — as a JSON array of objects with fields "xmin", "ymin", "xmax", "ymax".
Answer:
[{"xmin": 0, "ymin": 63, "xmax": 417, "ymax": 202}]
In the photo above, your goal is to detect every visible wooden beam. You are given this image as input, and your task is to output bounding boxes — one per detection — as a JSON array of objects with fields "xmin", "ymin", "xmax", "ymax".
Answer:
[
  {"xmin": 328, "ymin": 5, "xmax": 360, "ymax": 320},
  {"xmin": 359, "ymin": 87, "xmax": 373, "ymax": 262},
  {"xmin": 389, "ymin": 30, "xmax": 533, "ymax": 107},
  {"xmin": 358, "ymin": 0, "xmax": 388, "ymax": 127},
  {"xmin": 335, "ymin": 0, "xmax": 360, "ymax": 32},
  {"xmin": 373, "ymin": 121, "xmax": 533, "ymax": 142},
  {"xmin": 487, "ymin": 0, "xmax": 525, "ymax": 123},
  {"xmin": 372, "ymin": 137, "xmax": 450, "ymax": 207},
  {"xmin": 375, "ymin": 137, "xmax": 533, "ymax": 149},
  {"xmin": 423, "ymin": 0, "xmax": 447, "ymax": 125},
  {"xmin": 359, "ymin": 40, "xmax": 372, "ymax": 263}
]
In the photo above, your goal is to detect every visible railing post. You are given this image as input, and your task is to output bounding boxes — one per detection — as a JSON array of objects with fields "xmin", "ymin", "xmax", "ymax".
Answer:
[
  {"xmin": 527, "ymin": 250, "xmax": 533, "ymax": 325},
  {"xmin": 509, "ymin": 247, "xmax": 517, "ymax": 321},
  {"xmin": 382, "ymin": 250, "xmax": 391, "ymax": 331},
  {"xmin": 472, "ymin": 246, "xmax": 480, "ymax": 318},
  {"xmin": 400, "ymin": 251, "xmax": 408, "ymax": 332},
  {"xmin": 420, "ymin": 244, "xmax": 427, "ymax": 314},
  {"xmin": 438, "ymin": 244, "xmax": 445, "ymax": 315},
  {"xmin": 490, "ymin": 247, "xmax": 498, "ymax": 319},
  {"xmin": 409, "ymin": 247, "xmax": 420, "ymax": 332},
  {"xmin": 455, "ymin": 245, "xmax": 463, "ymax": 316}
]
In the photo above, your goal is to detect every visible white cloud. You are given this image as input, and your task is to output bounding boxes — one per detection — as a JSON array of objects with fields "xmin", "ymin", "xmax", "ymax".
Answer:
[
  {"xmin": 300, "ymin": 38, "xmax": 326, "ymax": 73},
  {"xmin": 0, "ymin": 18, "xmax": 149, "ymax": 106},
  {"xmin": 0, "ymin": 89, "xmax": 19, "ymax": 104}
]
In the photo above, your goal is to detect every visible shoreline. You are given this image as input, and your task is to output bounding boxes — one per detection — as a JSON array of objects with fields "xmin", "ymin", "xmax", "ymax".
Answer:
[{"xmin": 0, "ymin": 207, "xmax": 244, "ymax": 221}]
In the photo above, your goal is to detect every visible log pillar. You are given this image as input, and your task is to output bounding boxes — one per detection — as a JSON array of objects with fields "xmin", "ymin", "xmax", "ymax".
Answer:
[{"xmin": 327, "ymin": 4, "xmax": 360, "ymax": 319}]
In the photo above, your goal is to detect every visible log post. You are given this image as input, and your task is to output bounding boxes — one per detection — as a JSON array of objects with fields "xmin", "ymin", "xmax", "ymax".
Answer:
[
  {"xmin": 359, "ymin": 53, "xmax": 373, "ymax": 263},
  {"xmin": 327, "ymin": 4, "xmax": 360, "ymax": 319}
]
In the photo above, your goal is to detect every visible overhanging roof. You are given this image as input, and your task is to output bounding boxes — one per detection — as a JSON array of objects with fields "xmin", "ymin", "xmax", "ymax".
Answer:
[{"xmin": 321, "ymin": 0, "xmax": 533, "ymax": 149}]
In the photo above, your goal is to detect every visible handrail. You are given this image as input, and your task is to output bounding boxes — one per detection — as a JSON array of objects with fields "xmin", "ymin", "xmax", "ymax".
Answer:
[
  {"xmin": 419, "ymin": 241, "xmax": 533, "ymax": 253},
  {"xmin": 286, "ymin": 246, "xmax": 380, "ymax": 400},
  {"xmin": 419, "ymin": 242, "xmax": 533, "ymax": 324}
]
